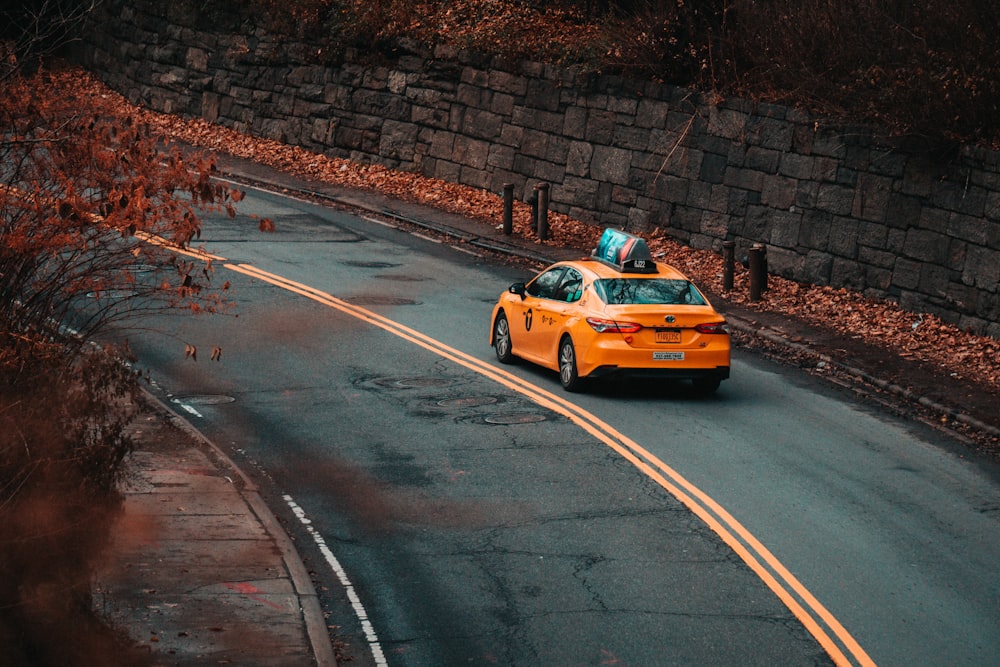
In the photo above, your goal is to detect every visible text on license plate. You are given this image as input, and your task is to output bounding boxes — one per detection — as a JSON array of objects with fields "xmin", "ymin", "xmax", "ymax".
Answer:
[
  {"xmin": 653, "ymin": 351, "xmax": 685, "ymax": 361},
  {"xmin": 655, "ymin": 330, "xmax": 682, "ymax": 343}
]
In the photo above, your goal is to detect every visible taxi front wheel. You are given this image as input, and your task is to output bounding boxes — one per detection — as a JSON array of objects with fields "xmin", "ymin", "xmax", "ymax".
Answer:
[
  {"xmin": 493, "ymin": 312, "xmax": 515, "ymax": 364},
  {"xmin": 559, "ymin": 337, "xmax": 583, "ymax": 392}
]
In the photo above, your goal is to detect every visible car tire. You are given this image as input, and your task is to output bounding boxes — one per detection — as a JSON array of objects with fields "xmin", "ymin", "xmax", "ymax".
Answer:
[
  {"xmin": 493, "ymin": 311, "xmax": 515, "ymax": 364},
  {"xmin": 558, "ymin": 336, "xmax": 583, "ymax": 392},
  {"xmin": 692, "ymin": 377, "xmax": 721, "ymax": 394}
]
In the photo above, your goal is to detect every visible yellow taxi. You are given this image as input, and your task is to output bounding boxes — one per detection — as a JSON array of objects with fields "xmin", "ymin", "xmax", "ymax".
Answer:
[{"xmin": 490, "ymin": 228, "xmax": 730, "ymax": 392}]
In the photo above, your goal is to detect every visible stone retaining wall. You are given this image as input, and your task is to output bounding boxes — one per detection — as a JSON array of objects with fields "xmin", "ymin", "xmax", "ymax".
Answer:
[{"xmin": 75, "ymin": 0, "xmax": 1000, "ymax": 336}]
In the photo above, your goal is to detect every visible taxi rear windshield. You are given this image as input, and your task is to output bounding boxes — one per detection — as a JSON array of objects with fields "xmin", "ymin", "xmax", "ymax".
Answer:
[{"xmin": 594, "ymin": 278, "xmax": 707, "ymax": 306}]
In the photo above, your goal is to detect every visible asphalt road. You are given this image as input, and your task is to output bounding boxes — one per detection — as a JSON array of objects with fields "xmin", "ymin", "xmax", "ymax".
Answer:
[{"xmin": 117, "ymin": 185, "xmax": 1000, "ymax": 666}]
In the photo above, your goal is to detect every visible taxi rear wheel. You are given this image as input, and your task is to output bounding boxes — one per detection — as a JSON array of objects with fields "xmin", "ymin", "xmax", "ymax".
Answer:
[
  {"xmin": 493, "ymin": 311, "xmax": 515, "ymax": 364},
  {"xmin": 558, "ymin": 336, "xmax": 583, "ymax": 392}
]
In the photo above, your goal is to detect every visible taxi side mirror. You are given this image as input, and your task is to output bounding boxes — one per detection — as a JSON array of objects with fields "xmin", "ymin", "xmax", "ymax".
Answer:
[{"xmin": 509, "ymin": 282, "xmax": 526, "ymax": 299}]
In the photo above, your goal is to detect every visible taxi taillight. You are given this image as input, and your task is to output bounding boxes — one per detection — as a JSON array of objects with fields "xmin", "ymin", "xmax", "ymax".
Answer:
[
  {"xmin": 587, "ymin": 318, "xmax": 642, "ymax": 334},
  {"xmin": 695, "ymin": 321, "xmax": 730, "ymax": 334}
]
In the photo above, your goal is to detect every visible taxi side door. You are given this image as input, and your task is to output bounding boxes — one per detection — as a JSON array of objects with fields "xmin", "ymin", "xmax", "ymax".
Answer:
[
  {"xmin": 508, "ymin": 266, "xmax": 566, "ymax": 365},
  {"xmin": 527, "ymin": 267, "xmax": 584, "ymax": 367}
]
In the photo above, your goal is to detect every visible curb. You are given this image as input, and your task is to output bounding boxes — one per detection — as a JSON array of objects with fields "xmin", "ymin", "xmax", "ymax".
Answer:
[{"xmin": 141, "ymin": 386, "xmax": 339, "ymax": 667}]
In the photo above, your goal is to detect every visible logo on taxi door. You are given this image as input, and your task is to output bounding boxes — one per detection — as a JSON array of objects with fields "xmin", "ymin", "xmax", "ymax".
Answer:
[{"xmin": 524, "ymin": 308, "xmax": 533, "ymax": 331}]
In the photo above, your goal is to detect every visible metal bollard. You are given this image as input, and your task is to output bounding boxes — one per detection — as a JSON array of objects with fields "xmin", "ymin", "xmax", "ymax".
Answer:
[
  {"xmin": 722, "ymin": 240, "xmax": 735, "ymax": 291},
  {"xmin": 502, "ymin": 183, "xmax": 514, "ymax": 235},
  {"xmin": 748, "ymin": 243, "xmax": 764, "ymax": 302},
  {"xmin": 538, "ymin": 183, "xmax": 549, "ymax": 241},
  {"xmin": 537, "ymin": 183, "xmax": 550, "ymax": 241},
  {"xmin": 529, "ymin": 185, "xmax": 539, "ymax": 231}
]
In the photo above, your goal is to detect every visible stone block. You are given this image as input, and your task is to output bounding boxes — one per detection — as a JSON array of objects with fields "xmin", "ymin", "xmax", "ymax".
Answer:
[
  {"xmin": 816, "ymin": 183, "xmax": 855, "ymax": 215},
  {"xmin": 487, "ymin": 144, "xmax": 516, "ymax": 170},
  {"xmin": 918, "ymin": 263, "xmax": 952, "ymax": 297},
  {"xmin": 556, "ymin": 176, "xmax": 599, "ymax": 209},
  {"xmin": 831, "ymin": 258, "xmax": 865, "ymax": 290},
  {"xmin": 699, "ymin": 152, "xmax": 728, "ymax": 185},
  {"xmin": 699, "ymin": 211, "xmax": 731, "ymax": 239},
  {"xmin": 707, "ymin": 107, "xmax": 747, "ymax": 141},
  {"xmin": 459, "ymin": 165, "xmax": 491, "ymax": 189},
  {"xmin": 566, "ymin": 141, "xmax": 592, "ymax": 177},
  {"xmin": 411, "ymin": 104, "xmax": 448, "ymax": 129},
  {"xmin": 379, "ymin": 120, "xmax": 418, "ymax": 161},
  {"xmin": 562, "ymin": 106, "xmax": 588, "ymax": 139},
  {"xmin": 892, "ymin": 257, "xmax": 922, "ymax": 289},
  {"xmin": 747, "ymin": 116, "xmax": 793, "ymax": 151},
  {"xmin": 768, "ymin": 210, "xmax": 802, "ymax": 248},
  {"xmin": 520, "ymin": 128, "xmax": 549, "ymax": 159},
  {"xmin": 802, "ymin": 250, "xmax": 833, "ymax": 283},
  {"xmin": 485, "ymin": 90, "xmax": 515, "ymax": 115},
  {"xmin": 799, "ymin": 210, "xmax": 832, "ymax": 250},
  {"xmin": 858, "ymin": 245, "xmax": 896, "ymax": 270},
  {"xmin": 761, "ymin": 175, "xmax": 797, "ymax": 210},
  {"xmin": 488, "ymin": 70, "xmax": 527, "ymax": 95},
  {"xmin": 453, "ymin": 136, "xmax": 490, "ymax": 169},
  {"xmin": 613, "ymin": 126, "xmax": 650, "ymax": 151},
  {"xmin": 463, "ymin": 108, "xmax": 504, "ymax": 141},
  {"xmin": 903, "ymin": 228, "xmax": 951, "ymax": 263},
  {"xmin": 766, "ymin": 246, "xmax": 805, "ymax": 278},
  {"xmin": 962, "ymin": 245, "xmax": 1000, "ymax": 290},
  {"xmin": 636, "ymin": 99, "xmax": 668, "ymax": 129},
  {"xmin": 585, "ymin": 110, "xmax": 616, "ymax": 144},
  {"xmin": 779, "ymin": 153, "xmax": 814, "ymax": 179},
  {"xmin": 591, "ymin": 146, "xmax": 632, "ymax": 185},
  {"xmin": 828, "ymin": 218, "xmax": 860, "ymax": 258},
  {"xmin": 525, "ymin": 78, "xmax": 560, "ymax": 112}
]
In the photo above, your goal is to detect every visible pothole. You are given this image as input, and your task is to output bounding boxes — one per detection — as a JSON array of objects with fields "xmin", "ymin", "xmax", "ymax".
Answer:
[
  {"xmin": 171, "ymin": 395, "xmax": 236, "ymax": 406},
  {"xmin": 483, "ymin": 413, "xmax": 549, "ymax": 425},
  {"xmin": 370, "ymin": 377, "xmax": 460, "ymax": 389}
]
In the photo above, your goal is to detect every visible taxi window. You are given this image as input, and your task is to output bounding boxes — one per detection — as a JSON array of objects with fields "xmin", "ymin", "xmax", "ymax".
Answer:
[
  {"xmin": 553, "ymin": 268, "xmax": 584, "ymax": 302},
  {"xmin": 526, "ymin": 267, "xmax": 567, "ymax": 299},
  {"xmin": 594, "ymin": 278, "xmax": 706, "ymax": 305}
]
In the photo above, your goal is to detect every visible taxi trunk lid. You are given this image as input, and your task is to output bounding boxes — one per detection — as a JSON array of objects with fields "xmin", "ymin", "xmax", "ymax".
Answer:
[{"xmin": 601, "ymin": 304, "xmax": 725, "ymax": 348}]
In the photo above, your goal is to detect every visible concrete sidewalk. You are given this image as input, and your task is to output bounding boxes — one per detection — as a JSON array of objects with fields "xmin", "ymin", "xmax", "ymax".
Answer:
[{"xmin": 92, "ymin": 395, "xmax": 337, "ymax": 666}]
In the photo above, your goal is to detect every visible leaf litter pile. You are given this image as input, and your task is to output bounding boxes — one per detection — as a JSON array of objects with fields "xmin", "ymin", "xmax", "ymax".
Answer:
[{"xmin": 54, "ymin": 67, "xmax": 1000, "ymax": 419}]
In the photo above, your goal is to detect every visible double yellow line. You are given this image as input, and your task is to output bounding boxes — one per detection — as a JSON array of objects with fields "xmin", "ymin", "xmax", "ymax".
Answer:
[{"xmin": 223, "ymin": 261, "xmax": 875, "ymax": 667}]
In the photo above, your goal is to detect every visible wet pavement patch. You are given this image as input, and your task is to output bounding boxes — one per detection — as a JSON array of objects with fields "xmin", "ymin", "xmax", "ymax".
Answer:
[
  {"xmin": 367, "ymin": 376, "xmax": 461, "ymax": 389},
  {"xmin": 343, "ymin": 260, "xmax": 400, "ymax": 268},
  {"xmin": 342, "ymin": 295, "xmax": 420, "ymax": 306}
]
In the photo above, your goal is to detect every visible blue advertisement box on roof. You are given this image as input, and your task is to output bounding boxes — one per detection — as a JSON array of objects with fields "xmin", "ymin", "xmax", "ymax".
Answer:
[{"xmin": 592, "ymin": 228, "xmax": 657, "ymax": 273}]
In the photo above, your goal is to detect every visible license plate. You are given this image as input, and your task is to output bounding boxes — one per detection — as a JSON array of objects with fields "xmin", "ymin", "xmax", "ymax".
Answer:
[
  {"xmin": 653, "ymin": 351, "xmax": 685, "ymax": 361},
  {"xmin": 655, "ymin": 329, "xmax": 682, "ymax": 343}
]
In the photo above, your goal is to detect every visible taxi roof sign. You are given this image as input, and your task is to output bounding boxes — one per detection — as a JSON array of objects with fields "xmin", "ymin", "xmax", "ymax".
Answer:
[{"xmin": 592, "ymin": 228, "xmax": 657, "ymax": 273}]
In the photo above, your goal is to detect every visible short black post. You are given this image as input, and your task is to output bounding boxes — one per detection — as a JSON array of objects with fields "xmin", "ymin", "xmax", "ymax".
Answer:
[
  {"xmin": 748, "ymin": 244, "xmax": 764, "ymax": 302},
  {"xmin": 537, "ymin": 183, "xmax": 549, "ymax": 241},
  {"xmin": 722, "ymin": 241, "xmax": 735, "ymax": 291},
  {"xmin": 529, "ymin": 184, "xmax": 540, "ymax": 231},
  {"xmin": 502, "ymin": 183, "xmax": 514, "ymax": 235}
]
